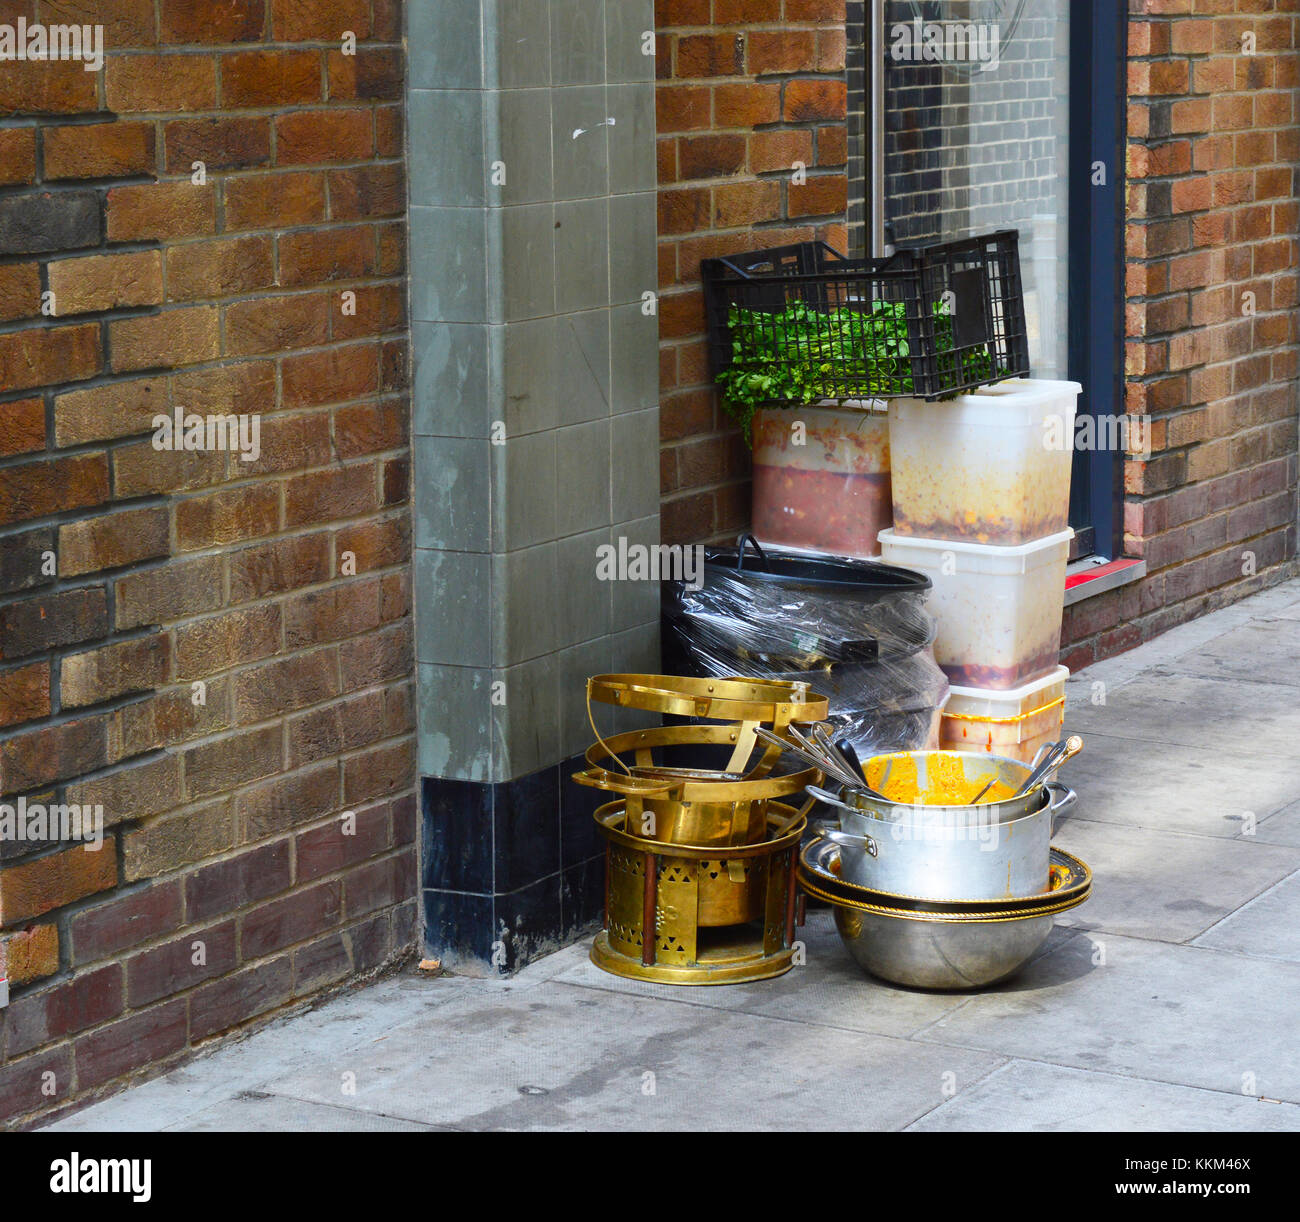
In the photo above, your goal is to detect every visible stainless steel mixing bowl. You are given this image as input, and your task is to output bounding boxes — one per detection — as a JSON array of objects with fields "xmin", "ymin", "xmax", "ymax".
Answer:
[{"xmin": 800, "ymin": 838, "xmax": 1092, "ymax": 990}]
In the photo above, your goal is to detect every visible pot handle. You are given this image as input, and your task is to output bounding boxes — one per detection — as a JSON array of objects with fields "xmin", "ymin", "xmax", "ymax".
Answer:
[
  {"xmin": 811, "ymin": 819, "xmax": 879, "ymax": 859},
  {"xmin": 1045, "ymin": 782, "xmax": 1077, "ymax": 833},
  {"xmin": 806, "ymin": 783, "xmax": 859, "ymax": 816}
]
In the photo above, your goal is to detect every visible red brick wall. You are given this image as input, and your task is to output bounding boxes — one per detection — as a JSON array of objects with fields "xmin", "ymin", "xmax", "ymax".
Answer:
[
  {"xmin": 656, "ymin": 0, "xmax": 850, "ymax": 545},
  {"xmin": 0, "ymin": 0, "xmax": 414, "ymax": 1128},
  {"xmin": 1062, "ymin": 0, "xmax": 1299, "ymax": 666}
]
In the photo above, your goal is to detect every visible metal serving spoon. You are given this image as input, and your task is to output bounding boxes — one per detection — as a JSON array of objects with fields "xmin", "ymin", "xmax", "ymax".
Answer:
[{"xmin": 1010, "ymin": 735, "xmax": 1084, "ymax": 799}]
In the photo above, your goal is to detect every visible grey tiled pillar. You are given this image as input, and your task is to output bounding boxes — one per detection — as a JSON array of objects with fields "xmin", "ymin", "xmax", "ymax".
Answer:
[{"xmin": 407, "ymin": 0, "xmax": 661, "ymax": 971}]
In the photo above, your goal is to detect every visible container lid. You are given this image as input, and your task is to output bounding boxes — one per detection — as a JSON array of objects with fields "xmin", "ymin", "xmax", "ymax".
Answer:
[
  {"xmin": 944, "ymin": 665, "xmax": 1070, "ymax": 720},
  {"xmin": 889, "ymin": 378, "xmax": 1082, "ymax": 429},
  {"xmin": 878, "ymin": 527, "xmax": 1074, "ymax": 565},
  {"xmin": 703, "ymin": 534, "xmax": 932, "ymax": 596}
]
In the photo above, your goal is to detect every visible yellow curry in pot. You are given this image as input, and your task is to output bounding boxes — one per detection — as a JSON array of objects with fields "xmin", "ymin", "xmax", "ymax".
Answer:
[{"xmin": 863, "ymin": 753, "xmax": 1018, "ymax": 806}]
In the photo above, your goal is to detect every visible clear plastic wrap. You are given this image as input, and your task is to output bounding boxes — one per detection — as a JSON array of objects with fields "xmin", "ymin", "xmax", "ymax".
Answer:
[{"xmin": 663, "ymin": 540, "xmax": 950, "ymax": 757}]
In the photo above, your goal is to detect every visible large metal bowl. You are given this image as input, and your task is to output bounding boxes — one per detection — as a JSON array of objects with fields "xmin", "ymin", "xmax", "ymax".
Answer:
[{"xmin": 800, "ymin": 838, "xmax": 1092, "ymax": 990}]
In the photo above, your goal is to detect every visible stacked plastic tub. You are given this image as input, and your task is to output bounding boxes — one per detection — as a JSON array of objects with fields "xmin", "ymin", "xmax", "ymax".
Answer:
[{"xmin": 878, "ymin": 379, "xmax": 1081, "ymax": 762}]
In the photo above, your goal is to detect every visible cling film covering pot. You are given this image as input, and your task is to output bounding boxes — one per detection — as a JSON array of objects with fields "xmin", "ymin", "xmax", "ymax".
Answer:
[{"xmin": 662, "ymin": 544, "xmax": 950, "ymax": 756}]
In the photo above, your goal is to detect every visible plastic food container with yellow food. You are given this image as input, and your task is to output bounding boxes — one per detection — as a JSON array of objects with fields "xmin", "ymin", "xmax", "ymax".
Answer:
[
  {"xmin": 940, "ymin": 665, "xmax": 1069, "ymax": 764},
  {"xmin": 878, "ymin": 528, "xmax": 1073, "ymax": 690},
  {"xmin": 887, "ymin": 379, "xmax": 1080, "ymax": 545}
]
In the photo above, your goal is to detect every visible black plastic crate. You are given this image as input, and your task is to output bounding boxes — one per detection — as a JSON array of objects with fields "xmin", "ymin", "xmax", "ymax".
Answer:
[{"xmin": 702, "ymin": 230, "xmax": 1030, "ymax": 409}]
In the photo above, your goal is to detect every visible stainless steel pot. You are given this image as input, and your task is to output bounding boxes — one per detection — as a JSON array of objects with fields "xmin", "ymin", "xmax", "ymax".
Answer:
[
  {"xmin": 800, "ymin": 839, "xmax": 1092, "ymax": 989},
  {"xmin": 810, "ymin": 780, "xmax": 1076, "ymax": 899}
]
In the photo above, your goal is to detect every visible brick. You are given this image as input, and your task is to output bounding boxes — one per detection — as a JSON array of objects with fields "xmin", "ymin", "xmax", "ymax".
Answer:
[
  {"xmin": 0, "ymin": 128, "xmax": 36, "ymax": 185},
  {"xmin": 0, "ymin": 587, "xmax": 107, "ymax": 661},
  {"xmin": 234, "ymin": 410, "xmax": 330, "ymax": 476},
  {"xmin": 326, "ymin": 163, "xmax": 404, "ymax": 220},
  {"xmin": 123, "ymin": 800, "xmax": 237, "ymax": 881},
  {"xmin": 106, "ymin": 181, "xmax": 216, "ymax": 241},
  {"xmin": 677, "ymin": 32, "xmax": 744, "ymax": 77},
  {"xmin": 0, "ymin": 397, "xmax": 44, "ymax": 455},
  {"xmin": 164, "ymin": 117, "xmax": 271, "ymax": 174},
  {"xmin": 0, "ymin": 59, "xmax": 98, "ymax": 116},
  {"xmin": 817, "ymin": 125, "xmax": 847, "ymax": 167},
  {"xmin": 65, "ymin": 754, "xmax": 184, "ymax": 830},
  {"xmin": 296, "ymin": 804, "xmax": 390, "ymax": 883},
  {"xmin": 679, "ymin": 134, "xmax": 746, "ymax": 179},
  {"xmin": 241, "ymin": 880, "xmax": 341, "ymax": 959},
  {"xmin": 0, "ymin": 323, "xmax": 100, "ymax": 392},
  {"xmin": 165, "ymin": 235, "xmax": 274, "ymax": 302},
  {"xmin": 1, "ymin": 716, "xmax": 113, "ymax": 798},
  {"xmin": 171, "ymin": 359, "xmax": 276, "ymax": 416},
  {"xmin": 0, "ymin": 191, "xmax": 100, "ymax": 254},
  {"xmin": 342, "ymin": 851, "xmax": 411, "ymax": 920},
  {"xmin": 224, "ymin": 293, "xmax": 331, "ymax": 355},
  {"xmin": 714, "ymin": 82, "xmax": 781, "ymax": 127},
  {"xmin": 222, "ymin": 49, "xmax": 322, "ymax": 108},
  {"xmin": 788, "ymin": 174, "xmax": 847, "ymax": 218},
  {"xmin": 0, "ymin": 452, "xmax": 108, "ymax": 528},
  {"xmin": 712, "ymin": 179, "xmax": 781, "ymax": 228},
  {"xmin": 0, "ymin": 661, "xmax": 50, "ymax": 727},
  {"xmin": 172, "ymin": 605, "xmax": 281, "ymax": 682},
  {"xmin": 43, "ymin": 122, "xmax": 156, "ymax": 180},
  {"xmin": 73, "ymin": 1000, "xmax": 188, "ymax": 1093},
  {"xmin": 233, "ymin": 648, "xmax": 338, "ymax": 722},
  {"xmin": 161, "ymin": 0, "xmax": 266, "ymax": 43},
  {"xmin": 271, "ymin": 0, "xmax": 370, "ymax": 41},
  {"xmin": 41, "ymin": 0, "xmax": 156, "ymax": 43},
  {"xmin": 374, "ymin": 104, "xmax": 403, "ymax": 157},
  {"xmin": 749, "ymin": 129, "xmax": 813, "ymax": 173},
  {"xmin": 285, "ymin": 462, "xmax": 379, "ymax": 526},
  {"xmin": 187, "ymin": 841, "xmax": 292, "ymax": 922},
  {"xmin": 283, "ymin": 580, "xmax": 380, "ymax": 649},
  {"xmin": 660, "ymin": 186, "xmax": 712, "ymax": 235},
  {"xmin": 281, "ymin": 342, "xmax": 379, "ymax": 408},
  {"xmin": 783, "ymin": 78, "xmax": 846, "ymax": 122},
  {"xmin": 342, "ymin": 738, "xmax": 413, "ymax": 806},
  {"xmin": 0, "ymin": 262, "xmax": 40, "ymax": 322},
  {"xmin": 0, "ymin": 841, "xmax": 117, "ymax": 925},
  {"xmin": 326, "ymin": 48, "xmax": 403, "ymax": 101},
  {"xmin": 224, "ymin": 171, "xmax": 326, "ymax": 230},
  {"xmin": 747, "ymin": 30, "xmax": 816, "ymax": 73},
  {"xmin": 126, "ymin": 921, "xmax": 236, "ymax": 1007},
  {"xmin": 4, "ymin": 964, "xmax": 123, "ymax": 1058},
  {"xmin": 174, "ymin": 484, "xmax": 279, "ymax": 551},
  {"xmin": 332, "ymin": 282, "xmax": 405, "ymax": 339},
  {"xmin": 111, "ymin": 439, "xmax": 227, "ymax": 498},
  {"xmin": 334, "ymin": 514, "xmax": 408, "ymax": 575},
  {"xmin": 114, "ymin": 554, "xmax": 223, "ymax": 630},
  {"xmin": 48, "ymin": 250, "xmax": 163, "ymax": 316},
  {"xmin": 0, "ymin": 923, "xmax": 59, "ymax": 987},
  {"xmin": 106, "ymin": 52, "xmax": 218, "ymax": 112},
  {"xmin": 333, "ymin": 399, "xmax": 407, "ymax": 459},
  {"xmin": 337, "ymin": 621, "xmax": 410, "ymax": 688},
  {"xmin": 227, "ymin": 533, "xmax": 331, "ymax": 603},
  {"xmin": 292, "ymin": 929, "xmax": 351, "ymax": 993},
  {"xmin": 235, "ymin": 764, "xmax": 338, "ymax": 841},
  {"xmin": 109, "ymin": 305, "xmax": 220, "ymax": 372},
  {"xmin": 657, "ymin": 85, "xmax": 712, "ymax": 133},
  {"xmin": 279, "ymin": 226, "xmax": 374, "ymax": 286},
  {"xmin": 61, "ymin": 634, "xmax": 171, "ymax": 709},
  {"xmin": 184, "ymin": 725, "xmax": 282, "ymax": 800},
  {"xmin": 190, "ymin": 956, "xmax": 292, "ymax": 1041},
  {"xmin": 275, "ymin": 109, "xmax": 374, "ymax": 166},
  {"xmin": 0, "ymin": 1046, "xmax": 72, "ymax": 1125}
]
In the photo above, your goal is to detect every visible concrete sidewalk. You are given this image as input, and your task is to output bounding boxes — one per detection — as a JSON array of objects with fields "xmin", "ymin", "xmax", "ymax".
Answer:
[{"xmin": 47, "ymin": 578, "xmax": 1300, "ymax": 1132}]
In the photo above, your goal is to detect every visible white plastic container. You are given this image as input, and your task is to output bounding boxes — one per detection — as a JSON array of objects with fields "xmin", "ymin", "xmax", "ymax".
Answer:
[
  {"xmin": 888, "ymin": 378, "xmax": 1080, "ymax": 545},
  {"xmin": 878, "ymin": 528, "xmax": 1073, "ymax": 690},
  {"xmin": 940, "ymin": 665, "xmax": 1068, "ymax": 764}
]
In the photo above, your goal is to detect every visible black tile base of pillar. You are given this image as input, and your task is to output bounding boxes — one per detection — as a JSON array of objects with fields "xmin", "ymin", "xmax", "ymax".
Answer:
[{"xmin": 421, "ymin": 756, "xmax": 607, "ymax": 973}]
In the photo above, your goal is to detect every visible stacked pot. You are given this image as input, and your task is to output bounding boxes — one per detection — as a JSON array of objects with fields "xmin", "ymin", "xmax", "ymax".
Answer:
[
  {"xmin": 803, "ymin": 747, "xmax": 1091, "ymax": 989},
  {"xmin": 877, "ymin": 378, "xmax": 1082, "ymax": 763}
]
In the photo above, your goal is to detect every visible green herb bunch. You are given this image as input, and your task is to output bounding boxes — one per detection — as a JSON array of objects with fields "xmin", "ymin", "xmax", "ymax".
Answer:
[{"xmin": 716, "ymin": 297, "xmax": 997, "ymax": 442}]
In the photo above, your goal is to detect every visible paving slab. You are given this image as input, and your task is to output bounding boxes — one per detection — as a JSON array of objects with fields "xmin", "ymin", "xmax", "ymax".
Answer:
[
  {"xmin": 1050, "ymin": 820, "xmax": 1298, "ymax": 943},
  {"xmin": 917, "ymin": 932, "xmax": 1300, "ymax": 1103},
  {"xmin": 161, "ymin": 1092, "xmax": 446, "ymax": 1132},
  {"xmin": 1064, "ymin": 673, "xmax": 1300, "ymax": 758},
  {"xmin": 1252, "ymin": 800, "xmax": 1300, "ymax": 848},
  {"xmin": 1155, "ymin": 620, "xmax": 1300, "ymax": 688},
  {"xmin": 907, "ymin": 1060, "xmax": 1300, "ymax": 1132},
  {"xmin": 252, "ymin": 979, "xmax": 1006, "ymax": 1131},
  {"xmin": 1193, "ymin": 870, "xmax": 1300, "ymax": 964},
  {"xmin": 1063, "ymin": 730, "xmax": 1300, "ymax": 838}
]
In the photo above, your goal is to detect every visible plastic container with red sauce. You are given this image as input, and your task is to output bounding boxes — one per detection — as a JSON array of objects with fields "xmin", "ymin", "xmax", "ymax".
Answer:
[{"xmin": 750, "ymin": 404, "xmax": 892, "ymax": 561}]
